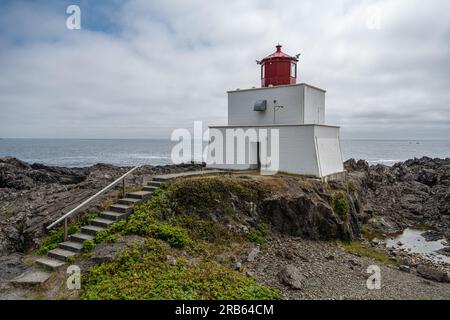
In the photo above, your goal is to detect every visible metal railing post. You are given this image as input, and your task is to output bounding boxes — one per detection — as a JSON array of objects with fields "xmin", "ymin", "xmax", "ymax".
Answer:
[
  {"xmin": 64, "ymin": 218, "xmax": 68, "ymax": 241},
  {"xmin": 122, "ymin": 178, "xmax": 125, "ymax": 197}
]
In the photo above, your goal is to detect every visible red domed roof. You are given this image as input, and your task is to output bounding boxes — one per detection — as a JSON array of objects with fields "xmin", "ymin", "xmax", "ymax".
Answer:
[{"xmin": 261, "ymin": 44, "xmax": 298, "ymax": 62}]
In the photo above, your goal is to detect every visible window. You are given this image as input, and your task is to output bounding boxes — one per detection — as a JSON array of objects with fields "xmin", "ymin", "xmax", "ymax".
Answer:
[
  {"xmin": 261, "ymin": 64, "xmax": 265, "ymax": 79},
  {"xmin": 290, "ymin": 62, "xmax": 296, "ymax": 78}
]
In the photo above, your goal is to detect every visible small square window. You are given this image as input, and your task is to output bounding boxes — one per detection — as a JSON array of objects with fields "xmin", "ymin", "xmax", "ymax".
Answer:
[{"xmin": 290, "ymin": 63, "xmax": 296, "ymax": 77}]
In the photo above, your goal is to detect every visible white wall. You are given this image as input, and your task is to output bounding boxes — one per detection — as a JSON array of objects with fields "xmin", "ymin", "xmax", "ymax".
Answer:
[
  {"xmin": 304, "ymin": 85, "xmax": 325, "ymax": 124},
  {"xmin": 228, "ymin": 85, "xmax": 303, "ymax": 126},
  {"xmin": 206, "ymin": 124, "xmax": 342, "ymax": 177},
  {"xmin": 314, "ymin": 125, "xmax": 344, "ymax": 176},
  {"xmin": 227, "ymin": 84, "xmax": 325, "ymax": 126}
]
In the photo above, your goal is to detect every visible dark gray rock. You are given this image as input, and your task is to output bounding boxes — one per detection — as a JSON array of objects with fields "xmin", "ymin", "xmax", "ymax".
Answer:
[
  {"xmin": 399, "ymin": 265, "xmax": 410, "ymax": 273},
  {"xmin": 261, "ymin": 193, "xmax": 357, "ymax": 241},
  {"xmin": 247, "ymin": 247, "xmax": 260, "ymax": 262},
  {"xmin": 278, "ymin": 264, "xmax": 304, "ymax": 289},
  {"xmin": 0, "ymin": 253, "xmax": 30, "ymax": 281},
  {"xmin": 345, "ymin": 157, "xmax": 450, "ymax": 237},
  {"xmin": 416, "ymin": 264, "xmax": 450, "ymax": 283}
]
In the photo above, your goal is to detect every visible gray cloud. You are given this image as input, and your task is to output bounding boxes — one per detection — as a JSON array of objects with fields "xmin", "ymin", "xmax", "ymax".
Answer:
[{"xmin": 0, "ymin": 0, "xmax": 449, "ymax": 139}]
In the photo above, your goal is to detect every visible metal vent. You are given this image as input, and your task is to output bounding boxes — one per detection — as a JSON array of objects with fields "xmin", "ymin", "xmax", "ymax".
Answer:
[{"xmin": 254, "ymin": 100, "xmax": 267, "ymax": 111}]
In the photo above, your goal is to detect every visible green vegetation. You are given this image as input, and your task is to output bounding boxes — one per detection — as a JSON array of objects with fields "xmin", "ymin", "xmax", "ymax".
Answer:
[
  {"xmin": 80, "ymin": 177, "xmax": 280, "ymax": 300},
  {"xmin": 148, "ymin": 224, "xmax": 191, "ymax": 248},
  {"xmin": 337, "ymin": 240, "xmax": 399, "ymax": 266},
  {"xmin": 37, "ymin": 212, "xmax": 98, "ymax": 255},
  {"xmin": 38, "ymin": 230, "xmax": 65, "ymax": 255},
  {"xmin": 166, "ymin": 176, "xmax": 268, "ymax": 215},
  {"xmin": 332, "ymin": 191, "xmax": 349, "ymax": 221},
  {"xmin": 81, "ymin": 239, "xmax": 279, "ymax": 300},
  {"xmin": 347, "ymin": 179, "xmax": 356, "ymax": 193},
  {"xmin": 82, "ymin": 239, "xmax": 96, "ymax": 253},
  {"xmin": 247, "ymin": 224, "xmax": 269, "ymax": 245}
]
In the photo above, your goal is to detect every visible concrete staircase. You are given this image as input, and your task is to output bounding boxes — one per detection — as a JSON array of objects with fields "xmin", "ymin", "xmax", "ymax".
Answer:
[
  {"xmin": 10, "ymin": 170, "xmax": 222, "ymax": 286},
  {"xmin": 33, "ymin": 178, "xmax": 163, "ymax": 271}
]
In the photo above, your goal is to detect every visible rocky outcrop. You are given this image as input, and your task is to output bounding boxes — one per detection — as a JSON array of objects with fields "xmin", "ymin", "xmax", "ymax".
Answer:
[
  {"xmin": 345, "ymin": 157, "xmax": 450, "ymax": 237},
  {"xmin": 0, "ymin": 157, "xmax": 203, "ymax": 256},
  {"xmin": 165, "ymin": 175, "xmax": 361, "ymax": 241},
  {"xmin": 261, "ymin": 193, "xmax": 356, "ymax": 241}
]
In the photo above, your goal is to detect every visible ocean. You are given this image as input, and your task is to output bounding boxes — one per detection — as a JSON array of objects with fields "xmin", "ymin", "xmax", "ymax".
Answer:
[{"xmin": 0, "ymin": 138, "xmax": 449, "ymax": 168}]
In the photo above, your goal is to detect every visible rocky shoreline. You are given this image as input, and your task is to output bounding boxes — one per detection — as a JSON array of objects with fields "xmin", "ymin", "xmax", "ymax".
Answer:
[
  {"xmin": 1, "ymin": 156, "xmax": 449, "ymax": 299},
  {"xmin": 0, "ymin": 157, "xmax": 203, "ymax": 279}
]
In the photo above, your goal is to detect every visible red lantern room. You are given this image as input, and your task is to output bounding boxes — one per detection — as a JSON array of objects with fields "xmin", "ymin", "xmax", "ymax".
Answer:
[{"xmin": 259, "ymin": 44, "xmax": 299, "ymax": 87}]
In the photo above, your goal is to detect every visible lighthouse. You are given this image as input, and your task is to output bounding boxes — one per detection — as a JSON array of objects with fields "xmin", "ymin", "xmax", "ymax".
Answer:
[{"xmin": 207, "ymin": 44, "xmax": 345, "ymax": 180}]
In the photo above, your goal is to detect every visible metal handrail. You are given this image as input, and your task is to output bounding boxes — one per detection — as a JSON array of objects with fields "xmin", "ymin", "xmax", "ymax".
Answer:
[{"xmin": 46, "ymin": 165, "xmax": 140, "ymax": 239}]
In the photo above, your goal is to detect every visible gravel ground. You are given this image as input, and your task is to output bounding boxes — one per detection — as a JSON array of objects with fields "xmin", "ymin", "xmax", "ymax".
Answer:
[{"xmin": 246, "ymin": 237, "xmax": 450, "ymax": 300}]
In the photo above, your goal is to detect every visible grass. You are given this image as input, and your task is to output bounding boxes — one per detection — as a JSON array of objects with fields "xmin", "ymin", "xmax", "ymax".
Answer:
[
  {"xmin": 80, "ymin": 239, "xmax": 279, "ymax": 300},
  {"xmin": 247, "ymin": 224, "xmax": 269, "ymax": 245},
  {"xmin": 80, "ymin": 177, "xmax": 281, "ymax": 300},
  {"xmin": 337, "ymin": 240, "xmax": 399, "ymax": 266}
]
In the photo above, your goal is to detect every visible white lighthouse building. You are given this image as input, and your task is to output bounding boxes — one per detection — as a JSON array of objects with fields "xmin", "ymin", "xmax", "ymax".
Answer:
[{"xmin": 206, "ymin": 45, "xmax": 345, "ymax": 180}]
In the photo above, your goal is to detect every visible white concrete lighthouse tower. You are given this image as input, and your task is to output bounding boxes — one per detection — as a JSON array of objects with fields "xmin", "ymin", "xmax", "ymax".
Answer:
[{"xmin": 206, "ymin": 45, "xmax": 345, "ymax": 179}]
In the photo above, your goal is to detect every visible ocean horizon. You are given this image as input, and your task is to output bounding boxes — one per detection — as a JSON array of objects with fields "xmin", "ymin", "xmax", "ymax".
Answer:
[{"xmin": 0, "ymin": 138, "xmax": 449, "ymax": 168}]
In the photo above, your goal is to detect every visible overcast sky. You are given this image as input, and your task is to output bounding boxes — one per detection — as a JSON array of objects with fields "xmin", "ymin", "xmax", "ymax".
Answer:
[{"xmin": 0, "ymin": 0, "xmax": 449, "ymax": 139}]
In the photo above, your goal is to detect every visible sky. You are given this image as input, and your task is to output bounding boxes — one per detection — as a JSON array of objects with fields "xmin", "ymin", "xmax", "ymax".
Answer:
[{"xmin": 0, "ymin": 0, "xmax": 449, "ymax": 139}]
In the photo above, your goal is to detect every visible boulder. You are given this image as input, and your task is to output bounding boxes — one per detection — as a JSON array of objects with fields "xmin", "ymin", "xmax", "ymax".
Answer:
[
  {"xmin": 416, "ymin": 264, "xmax": 450, "ymax": 283},
  {"xmin": 278, "ymin": 264, "xmax": 304, "ymax": 290}
]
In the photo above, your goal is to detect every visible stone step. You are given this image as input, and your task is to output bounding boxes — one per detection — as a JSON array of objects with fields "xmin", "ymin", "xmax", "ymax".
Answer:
[
  {"xmin": 100, "ymin": 211, "xmax": 126, "ymax": 221},
  {"xmin": 109, "ymin": 204, "xmax": 133, "ymax": 214},
  {"xmin": 35, "ymin": 257, "xmax": 66, "ymax": 271},
  {"xmin": 10, "ymin": 269, "xmax": 52, "ymax": 286},
  {"xmin": 81, "ymin": 225, "xmax": 105, "ymax": 236},
  {"xmin": 91, "ymin": 217, "xmax": 115, "ymax": 228},
  {"xmin": 153, "ymin": 177, "xmax": 167, "ymax": 182},
  {"xmin": 58, "ymin": 241, "xmax": 83, "ymax": 252},
  {"xmin": 47, "ymin": 248, "xmax": 77, "ymax": 262},
  {"xmin": 70, "ymin": 232, "xmax": 95, "ymax": 243},
  {"xmin": 143, "ymin": 185, "xmax": 158, "ymax": 192},
  {"xmin": 118, "ymin": 197, "xmax": 141, "ymax": 206},
  {"xmin": 127, "ymin": 191, "xmax": 153, "ymax": 200},
  {"xmin": 147, "ymin": 181, "xmax": 162, "ymax": 187}
]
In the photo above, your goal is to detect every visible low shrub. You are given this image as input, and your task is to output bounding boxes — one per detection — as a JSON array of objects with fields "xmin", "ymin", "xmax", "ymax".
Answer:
[
  {"xmin": 37, "ymin": 230, "xmax": 65, "ymax": 255},
  {"xmin": 81, "ymin": 239, "xmax": 279, "ymax": 300},
  {"xmin": 82, "ymin": 239, "xmax": 96, "ymax": 253},
  {"xmin": 332, "ymin": 191, "xmax": 349, "ymax": 221},
  {"xmin": 247, "ymin": 224, "xmax": 269, "ymax": 245},
  {"xmin": 149, "ymin": 224, "xmax": 191, "ymax": 248}
]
